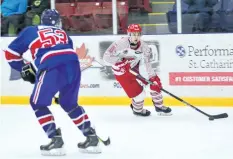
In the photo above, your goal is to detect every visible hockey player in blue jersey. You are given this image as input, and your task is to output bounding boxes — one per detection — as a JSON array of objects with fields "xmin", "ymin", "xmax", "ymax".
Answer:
[{"xmin": 5, "ymin": 9, "xmax": 103, "ymax": 155}]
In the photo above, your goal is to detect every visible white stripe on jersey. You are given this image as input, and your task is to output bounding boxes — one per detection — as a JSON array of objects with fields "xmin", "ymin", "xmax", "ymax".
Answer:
[
  {"xmin": 6, "ymin": 48, "xmax": 21, "ymax": 56},
  {"xmin": 40, "ymin": 48, "xmax": 75, "ymax": 63}
]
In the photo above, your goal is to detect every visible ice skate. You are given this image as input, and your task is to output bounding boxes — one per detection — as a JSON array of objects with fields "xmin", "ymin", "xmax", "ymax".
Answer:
[
  {"xmin": 130, "ymin": 104, "xmax": 151, "ymax": 117},
  {"xmin": 78, "ymin": 127, "xmax": 101, "ymax": 154},
  {"xmin": 40, "ymin": 128, "xmax": 66, "ymax": 156},
  {"xmin": 155, "ymin": 105, "xmax": 172, "ymax": 116}
]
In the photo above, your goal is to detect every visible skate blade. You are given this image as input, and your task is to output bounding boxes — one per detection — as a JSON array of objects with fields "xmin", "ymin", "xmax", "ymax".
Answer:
[
  {"xmin": 41, "ymin": 148, "xmax": 66, "ymax": 156},
  {"xmin": 133, "ymin": 113, "xmax": 151, "ymax": 117},
  {"xmin": 157, "ymin": 112, "xmax": 173, "ymax": 116},
  {"xmin": 79, "ymin": 146, "xmax": 102, "ymax": 154}
]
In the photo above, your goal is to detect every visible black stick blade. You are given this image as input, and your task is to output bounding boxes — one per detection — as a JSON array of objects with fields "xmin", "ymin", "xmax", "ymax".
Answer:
[
  {"xmin": 102, "ymin": 137, "xmax": 111, "ymax": 146},
  {"xmin": 98, "ymin": 137, "xmax": 111, "ymax": 146},
  {"xmin": 211, "ymin": 113, "xmax": 228, "ymax": 120}
]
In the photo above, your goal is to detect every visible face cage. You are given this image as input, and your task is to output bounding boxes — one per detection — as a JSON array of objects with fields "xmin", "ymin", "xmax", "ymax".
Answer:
[
  {"xmin": 55, "ymin": 19, "xmax": 62, "ymax": 29},
  {"xmin": 128, "ymin": 32, "xmax": 142, "ymax": 45}
]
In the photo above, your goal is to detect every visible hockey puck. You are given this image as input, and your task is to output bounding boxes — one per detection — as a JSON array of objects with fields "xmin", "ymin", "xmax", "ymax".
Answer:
[{"xmin": 209, "ymin": 117, "xmax": 214, "ymax": 121}]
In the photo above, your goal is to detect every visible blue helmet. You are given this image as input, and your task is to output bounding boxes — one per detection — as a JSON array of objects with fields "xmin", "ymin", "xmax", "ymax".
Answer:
[{"xmin": 41, "ymin": 9, "xmax": 61, "ymax": 28}]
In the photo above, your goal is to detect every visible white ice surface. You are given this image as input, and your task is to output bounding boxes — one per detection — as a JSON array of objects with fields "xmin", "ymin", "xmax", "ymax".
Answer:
[{"xmin": 0, "ymin": 105, "xmax": 232, "ymax": 159}]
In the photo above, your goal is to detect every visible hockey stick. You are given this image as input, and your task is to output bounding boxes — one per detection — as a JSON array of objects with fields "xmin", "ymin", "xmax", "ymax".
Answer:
[
  {"xmin": 98, "ymin": 136, "xmax": 111, "ymax": 146},
  {"xmin": 129, "ymin": 69, "xmax": 228, "ymax": 121},
  {"xmin": 93, "ymin": 59, "xmax": 228, "ymax": 120}
]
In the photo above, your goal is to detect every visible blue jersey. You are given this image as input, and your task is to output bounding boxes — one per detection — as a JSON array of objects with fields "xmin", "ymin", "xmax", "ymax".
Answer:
[{"xmin": 5, "ymin": 25, "xmax": 78, "ymax": 72}]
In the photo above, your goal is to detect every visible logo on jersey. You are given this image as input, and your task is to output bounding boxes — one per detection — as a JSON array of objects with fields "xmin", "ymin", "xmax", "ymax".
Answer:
[
  {"xmin": 176, "ymin": 45, "xmax": 186, "ymax": 57},
  {"xmin": 76, "ymin": 43, "xmax": 94, "ymax": 71},
  {"xmin": 123, "ymin": 50, "xmax": 128, "ymax": 54},
  {"xmin": 135, "ymin": 51, "xmax": 142, "ymax": 54}
]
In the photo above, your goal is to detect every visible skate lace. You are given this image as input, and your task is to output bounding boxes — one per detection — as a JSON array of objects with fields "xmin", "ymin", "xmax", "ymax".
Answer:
[
  {"xmin": 142, "ymin": 109, "xmax": 148, "ymax": 114},
  {"xmin": 157, "ymin": 106, "xmax": 167, "ymax": 110}
]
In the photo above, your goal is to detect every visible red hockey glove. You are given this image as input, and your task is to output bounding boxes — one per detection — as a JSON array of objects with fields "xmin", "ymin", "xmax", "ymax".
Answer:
[
  {"xmin": 114, "ymin": 58, "xmax": 131, "ymax": 74},
  {"xmin": 149, "ymin": 75, "xmax": 162, "ymax": 92}
]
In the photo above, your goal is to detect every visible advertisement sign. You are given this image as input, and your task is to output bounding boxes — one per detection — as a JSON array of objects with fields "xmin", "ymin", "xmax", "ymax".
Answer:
[
  {"xmin": 169, "ymin": 72, "xmax": 233, "ymax": 85},
  {"xmin": 169, "ymin": 43, "xmax": 233, "ymax": 86},
  {"xmin": 1, "ymin": 34, "xmax": 233, "ymax": 105}
]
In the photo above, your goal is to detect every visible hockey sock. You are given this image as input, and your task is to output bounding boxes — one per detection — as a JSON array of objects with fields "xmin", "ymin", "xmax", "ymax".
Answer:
[
  {"xmin": 68, "ymin": 106, "xmax": 91, "ymax": 136},
  {"xmin": 35, "ymin": 107, "xmax": 57, "ymax": 138},
  {"xmin": 131, "ymin": 90, "xmax": 145, "ymax": 112},
  {"xmin": 132, "ymin": 99, "xmax": 144, "ymax": 112},
  {"xmin": 150, "ymin": 91, "xmax": 163, "ymax": 108}
]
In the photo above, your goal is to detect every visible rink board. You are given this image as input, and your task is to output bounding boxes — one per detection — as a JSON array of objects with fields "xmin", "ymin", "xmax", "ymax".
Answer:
[
  {"xmin": 1, "ymin": 34, "xmax": 233, "ymax": 106},
  {"xmin": 1, "ymin": 96, "xmax": 233, "ymax": 106}
]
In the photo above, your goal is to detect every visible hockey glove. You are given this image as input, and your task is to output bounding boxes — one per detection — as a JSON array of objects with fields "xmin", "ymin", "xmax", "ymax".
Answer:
[
  {"xmin": 149, "ymin": 75, "xmax": 162, "ymax": 92},
  {"xmin": 20, "ymin": 63, "xmax": 36, "ymax": 84},
  {"xmin": 114, "ymin": 58, "xmax": 131, "ymax": 74}
]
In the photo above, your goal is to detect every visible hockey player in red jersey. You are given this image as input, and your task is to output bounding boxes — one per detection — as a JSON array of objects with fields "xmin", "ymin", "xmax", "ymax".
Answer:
[{"xmin": 103, "ymin": 24, "xmax": 172, "ymax": 117}]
